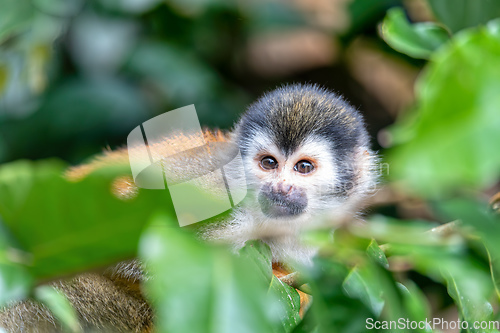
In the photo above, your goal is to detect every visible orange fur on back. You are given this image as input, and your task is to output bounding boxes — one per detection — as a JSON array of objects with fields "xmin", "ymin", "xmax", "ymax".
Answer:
[{"xmin": 65, "ymin": 129, "xmax": 230, "ymax": 199}]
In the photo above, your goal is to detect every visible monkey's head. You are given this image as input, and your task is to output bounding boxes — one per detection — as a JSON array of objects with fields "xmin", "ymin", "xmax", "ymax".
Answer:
[{"xmin": 235, "ymin": 84, "xmax": 377, "ymax": 226}]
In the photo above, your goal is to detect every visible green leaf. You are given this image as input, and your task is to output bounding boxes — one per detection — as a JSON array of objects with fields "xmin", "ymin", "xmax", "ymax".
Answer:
[
  {"xmin": 34, "ymin": 286, "xmax": 81, "ymax": 333},
  {"xmin": 399, "ymin": 255, "xmax": 491, "ymax": 333},
  {"xmin": 343, "ymin": 266, "xmax": 385, "ymax": 316},
  {"xmin": 427, "ymin": 0, "xmax": 500, "ymax": 33},
  {"xmin": 366, "ymin": 239, "xmax": 389, "ymax": 269},
  {"xmin": 398, "ymin": 282, "xmax": 432, "ymax": 332},
  {"xmin": 437, "ymin": 200, "xmax": 500, "ymax": 258},
  {"xmin": 240, "ymin": 240, "xmax": 302, "ymax": 332},
  {"xmin": 444, "ymin": 270, "xmax": 495, "ymax": 332},
  {"xmin": 486, "ymin": 247, "xmax": 500, "ymax": 302},
  {"xmin": 0, "ymin": 233, "xmax": 33, "ymax": 308},
  {"xmin": 380, "ymin": 8, "xmax": 450, "ymax": 59},
  {"xmin": 139, "ymin": 213, "xmax": 282, "ymax": 333},
  {"xmin": 353, "ymin": 217, "xmax": 494, "ymax": 332},
  {"xmin": 385, "ymin": 213, "xmax": 496, "ymax": 332},
  {"xmin": 439, "ymin": 199, "xmax": 500, "ymax": 308},
  {"xmin": 0, "ymin": 220, "xmax": 33, "ymax": 307},
  {"xmin": 342, "ymin": 240, "xmax": 388, "ymax": 316},
  {"xmin": 388, "ymin": 27, "xmax": 500, "ymax": 196},
  {"xmin": 0, "ymin": 261, "xmax": 32, "ymax": 308},
  {"xmin": 269, "ymin": 276, "xmax": 301, "ymax": 333},
  {"xmin": 376, "ymin": 211, "xmax": 495, "ymax": 331},
  {"xmin": 297, "ymin": 258, "xmax": 375, "ymax": 333},
  {"xmin": 0, "ymin": 159, "xmax": 175, "ymax": 279},
  {"xmin": 239, "ymin": 240, "xmax": 273, "ymax": 284}
]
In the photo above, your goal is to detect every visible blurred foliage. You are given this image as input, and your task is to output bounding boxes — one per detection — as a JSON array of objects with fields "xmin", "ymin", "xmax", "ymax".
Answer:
[
  {"xmin": 0, "ymin": 159, "xmax": 173, "ymax": 279},
  {"xmin": 380, "ymin": 8, "xmax": 450, "ymax": 59},
  {"xmin": 1, "ymin": 0, "xmax": 500, "ymax": 333},
  {"xmin": 140, "ymin": 217, "xmax": 298, "ymax": 333},
  {"xmin": 383, "ymin": 12, "xmax": 500, "ymax": 197},
  {"xmin": 428, "ymin": 0, "xmax": 500, "ymax": 33}
]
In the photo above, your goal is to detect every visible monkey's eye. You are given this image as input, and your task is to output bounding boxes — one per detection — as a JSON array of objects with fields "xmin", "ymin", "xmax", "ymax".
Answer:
[
  {"xmin": 294, "ymin": 160, "xmax": 314, "ymax": 174},
  {"xmin": 260, "ymin": 156, "xmax": 278, "ymax": 170}
]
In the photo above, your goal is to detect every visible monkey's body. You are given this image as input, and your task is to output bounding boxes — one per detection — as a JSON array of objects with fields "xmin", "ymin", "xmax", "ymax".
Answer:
[
  {"xmin": 1, "ymin": 84, "xmax": 378, "ymax": 332},
  {"xmin": 0, "ymin": 261, "xmax": 151, "ymax": 333}
]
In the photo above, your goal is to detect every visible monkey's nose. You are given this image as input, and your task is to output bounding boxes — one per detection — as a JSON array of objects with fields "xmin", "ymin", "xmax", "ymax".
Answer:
[
  {"xmin": 258, "ymin": 183, "xmax": 307, "ymax": 218},
  {"xmin": 275, "ymin": 183, "xmax": 293, "ymax": 195}
]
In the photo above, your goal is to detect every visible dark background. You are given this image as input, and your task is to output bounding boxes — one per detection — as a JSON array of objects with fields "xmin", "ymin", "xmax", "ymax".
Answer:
[{"xmin": 0, "ymin": 0, "xmax": 424, "ymax": 165}]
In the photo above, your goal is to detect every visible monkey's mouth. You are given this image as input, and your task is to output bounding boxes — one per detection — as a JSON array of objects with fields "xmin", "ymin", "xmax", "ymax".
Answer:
[{"xmin": 257, "ymin": 194, "xmax": 307, "ymax": 218}]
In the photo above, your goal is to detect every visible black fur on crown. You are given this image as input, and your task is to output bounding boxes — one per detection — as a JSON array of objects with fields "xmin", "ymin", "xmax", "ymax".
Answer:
[
  {"xmin": 237, "ymin": 83, "xmax": 369, "ymax": 158},
  {"xmin": 236, "ymin": 83, "xmax": 370, "ymax": 197}
]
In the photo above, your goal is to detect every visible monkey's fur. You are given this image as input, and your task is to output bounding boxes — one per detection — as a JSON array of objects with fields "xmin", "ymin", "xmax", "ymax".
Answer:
[{"xmin": 0, "ymin": 84, "xmax": 378, "ymax": 332}]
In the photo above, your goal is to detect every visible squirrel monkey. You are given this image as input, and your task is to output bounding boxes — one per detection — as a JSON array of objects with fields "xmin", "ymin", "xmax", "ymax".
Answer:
[{"xmin": 0, "ymin": 84, "xmax": 378, "ymax": 332}]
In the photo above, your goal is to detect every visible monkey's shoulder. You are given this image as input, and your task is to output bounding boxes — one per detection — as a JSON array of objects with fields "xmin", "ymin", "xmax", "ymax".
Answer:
[{"xmin": 66, "ymin": 128, "xmax": 230, "ymax": 181}]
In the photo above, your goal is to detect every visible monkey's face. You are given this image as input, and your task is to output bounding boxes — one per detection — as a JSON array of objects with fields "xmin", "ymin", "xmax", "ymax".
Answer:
[
  {"xmin": 242, "ymin": 135, "xmax": 339, "ymax": 220},
  {"xmin": 235, "ymin": 84, "xmax": 376, "ymax": 226}
]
